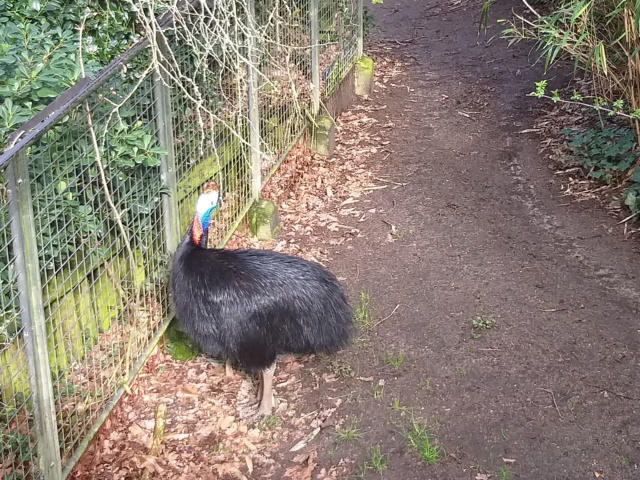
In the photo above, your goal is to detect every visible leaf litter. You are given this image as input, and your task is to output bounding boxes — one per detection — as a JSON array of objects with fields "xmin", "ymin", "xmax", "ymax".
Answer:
[{"xmin": 70, "ymin": 48, "xmax": 407, "ymax": 480}]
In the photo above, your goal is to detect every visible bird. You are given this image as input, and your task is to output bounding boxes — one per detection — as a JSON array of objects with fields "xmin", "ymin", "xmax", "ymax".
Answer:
[{"xmin": 170, "ymin": 187, "xmax": 354, "ymax": 416}]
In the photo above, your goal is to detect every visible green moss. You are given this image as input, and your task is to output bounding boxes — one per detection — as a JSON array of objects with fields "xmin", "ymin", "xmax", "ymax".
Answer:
[
  {"xmin": 0, "ymin": 339, "xmax": 30, "ymax": 405},
  {"xmin": 75, "ymin": 278, "xmax": 97, "ymax": 350},
  {"xmin": 177, "ymin": 125, "xmax": 243, "ymax": 203},
  {"xmin": 163, "ymin": 322, "xmax": 201, "ymax": 361},
  {"xmin": 355, "ymin": 56, "xmax": 375, "ymax": 97},
  {"xmin": 311, "ymin": 115, "xmax": 335, "ymax": 157},
  {"xmin": 91, "ymin": 264, "xmax": 122, "ymax": 333},
  {"xmin": 248, "ymin": 199, "xmax": 280, "ymax": 240}
]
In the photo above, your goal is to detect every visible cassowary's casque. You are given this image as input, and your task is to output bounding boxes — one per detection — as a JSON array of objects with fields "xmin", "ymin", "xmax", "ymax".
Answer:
[{"xmin": 170, "ymin": 189, "xmax": 354, "ymax": 416}]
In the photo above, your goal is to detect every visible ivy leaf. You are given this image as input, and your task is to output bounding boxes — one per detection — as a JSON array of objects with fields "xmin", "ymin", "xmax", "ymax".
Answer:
[{"xmin": 624, "ymin": 190, "xmax": 637, "ymax": 208}]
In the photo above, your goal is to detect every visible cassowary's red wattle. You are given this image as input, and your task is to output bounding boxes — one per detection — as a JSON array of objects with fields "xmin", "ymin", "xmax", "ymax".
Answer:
[
  {"xmin": 190, "ymin": 217, "xmax": 204, "ymax": 246},
  {"xmin": 170, "ymin": 191, "xmax": 354, "ymax": 416}
]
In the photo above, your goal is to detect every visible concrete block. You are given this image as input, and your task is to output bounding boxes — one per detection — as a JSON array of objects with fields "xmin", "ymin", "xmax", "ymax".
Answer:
[
  {"xmin": 311, "ymin": 115, "xmax": 335, "ymax": 157},
  {"xmin": 249, "ymin": 199, "xmax": 280, "ymax": 240},
  {"xmin": 355, "ymin": 56, "xmax": 374, "ymax": 97}
]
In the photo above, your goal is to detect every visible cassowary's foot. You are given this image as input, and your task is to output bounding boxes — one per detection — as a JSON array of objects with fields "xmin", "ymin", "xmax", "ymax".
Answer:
[
  {"xmin": 256, "ymin": 362, "xmax": 277, "ymax": 417},
  {"xmin": 225, "ymin": 358, "xmax": 234, "ymax": 377}
]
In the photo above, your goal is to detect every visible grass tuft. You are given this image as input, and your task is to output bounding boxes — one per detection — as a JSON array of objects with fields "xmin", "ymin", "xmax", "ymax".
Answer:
[
  {"xmin": 385, "ymin": 352, "xmax": 405, "ymax": 369},
  {"xmin": 405, "ymin": 417, "xmax": 442, "ymax": 465},
  {"xmin": 335, "ymin": 419, "xmax": 362, "ymax": 443},
  {"xmin": 354, "ymin": 290, "xmax": 373, "ymax": 329},
  {"xmin": 498, "ymin": 466, "xmax": 511, "ymax": 480}
]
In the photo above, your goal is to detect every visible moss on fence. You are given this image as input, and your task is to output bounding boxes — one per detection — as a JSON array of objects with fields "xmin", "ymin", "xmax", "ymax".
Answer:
[
  {"xmin": 0, "ymin": 247, "xmax": 147, "ymax": 404},
  {"xmin": 0, "ymin": 337, "xmax": 29, "ymax": 404}
]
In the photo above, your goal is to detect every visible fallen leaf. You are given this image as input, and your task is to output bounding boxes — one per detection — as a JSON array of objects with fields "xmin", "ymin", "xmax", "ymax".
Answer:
[{"xmin": 289, "ymin": 427, "xmax": 321, "ymax": 452}]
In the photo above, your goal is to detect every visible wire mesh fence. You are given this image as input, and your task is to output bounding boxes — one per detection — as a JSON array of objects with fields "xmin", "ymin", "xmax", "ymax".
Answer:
[
  {"xmin": 0, "ymin": 0, "xmax": 363, "ymax": 478},
  {"xmin": 318, "ymin": 0, "xmax": 361, "ymax": 98}
]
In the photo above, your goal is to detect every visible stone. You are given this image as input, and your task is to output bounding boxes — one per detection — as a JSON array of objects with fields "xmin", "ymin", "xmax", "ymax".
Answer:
[
  {"xmin": 355, "ymin": 56, "xmax": 374, "ymax": 97},
  {"xmin": 311, "ymin": 115, "xmax": 335, "ymax": 157},
  {"xmin": 248, "ymin": 199, "xmax": 280, "ymax": 240}
]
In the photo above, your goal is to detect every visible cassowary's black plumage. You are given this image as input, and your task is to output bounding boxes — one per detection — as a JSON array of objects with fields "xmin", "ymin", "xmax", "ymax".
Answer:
[{"xmin": 170, "ymin": 190, "xmax": 353, "ymax": 415}]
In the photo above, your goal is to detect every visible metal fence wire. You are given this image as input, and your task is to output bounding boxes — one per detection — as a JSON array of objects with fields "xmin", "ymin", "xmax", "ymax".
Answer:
[{"xmin": 0, "ymin": 0, "xmax": 363, "ymax": 478}]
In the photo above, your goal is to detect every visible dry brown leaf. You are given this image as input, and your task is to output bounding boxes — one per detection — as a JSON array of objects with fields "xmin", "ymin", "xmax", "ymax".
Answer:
[{"xmin": 215, "ymin": 463, "xmax": 247, "ymax": 480}]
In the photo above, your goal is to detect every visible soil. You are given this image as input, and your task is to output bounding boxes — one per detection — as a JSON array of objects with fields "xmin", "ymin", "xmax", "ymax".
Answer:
[
  {"xmin": 270, "ymin": 0, "xmax": 640, "ymax": 479},
  {"xmin": 70, "ymin": 0, "xmax": 640, "ymax": 479}
]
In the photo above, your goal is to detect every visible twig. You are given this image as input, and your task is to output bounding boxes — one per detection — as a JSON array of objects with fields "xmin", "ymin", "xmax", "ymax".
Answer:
[
  {"xmin": 140, "ymin": 403, "xmax": 167, "ymax": 480},
  {"xmin": 537, "ymin": 388, "xmax": 563, "ymax": 419},
  {"xmin": 583, "ymin": 382, "xmax": 638, "ymax": 401},
  {"xmin": 374, "ymin": 176, "xmax": 407, "ymax": 186},
  {"xmin": 372, "ymin": 304, "xmax": 402, "ymax": 328},
  {"xmin": 617, "ymin": 211, "xmax": 638, "ymax": 225}
]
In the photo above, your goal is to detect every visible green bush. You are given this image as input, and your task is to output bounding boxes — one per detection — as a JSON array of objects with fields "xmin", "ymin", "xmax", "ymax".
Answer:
[
  {"xmin": 0, "ymin": 0, "xmax": 151, "ymax": 342},
  {"xmin": 560, "ymin": 121, "xmax": 640, "ymax": 213},
  {"xmin": 560, "ymin": 124, "xmax": 638, "ymax": 183},
  {"xmin": 0, "ymin": 0, "xmax": 139, "ymax": 149}
]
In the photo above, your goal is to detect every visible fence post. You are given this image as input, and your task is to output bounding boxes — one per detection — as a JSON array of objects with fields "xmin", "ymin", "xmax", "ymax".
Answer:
[
  {"xmin": 246, "ymin": 0, "xmax": 262, "ymax": 199},
  {"xmin": 153, "ymin": 50, "xmax": 180, "ymax": 253},
  {"xmin": 358, "ymin": 0, "xmax": 364, "ymax": 56},
  {"xmin": 310, "ymin": 0, "xmax": 320, "ymax": 116},
  {"xmin": 6, "ymin": 150, "xmax": 63, "ymax": 480}
]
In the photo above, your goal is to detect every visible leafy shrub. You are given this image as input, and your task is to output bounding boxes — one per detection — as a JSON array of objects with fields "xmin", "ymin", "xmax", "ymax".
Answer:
[
  {"xmin": 560, "ymin": 124, "xmax": 638, "ymax": 183},
  {"xmin": 0, "ymin": 0, "xmax": 139, "ymax": 149},
  {"xmin": 560, "ymin": 121, "xmax": 640, "ymax": 215},
  {"xmin": 0, "ymin": 0, "xmax": 149, "ymax": 341},
  {"xmin": 624, "ymin": 175, "xmax": 640, "ymax": 213}
]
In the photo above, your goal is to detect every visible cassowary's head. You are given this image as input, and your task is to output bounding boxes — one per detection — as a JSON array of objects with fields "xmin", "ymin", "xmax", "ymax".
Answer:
[{"xmin": 190, "ymin": 190, "xmax": 221, "ymax": 247}]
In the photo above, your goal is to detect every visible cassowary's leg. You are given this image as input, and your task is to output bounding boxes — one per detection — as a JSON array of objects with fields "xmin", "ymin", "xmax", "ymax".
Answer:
[
  {"xmin": 257, "ymin": 362, "xmax": 277, "ymax": 416},
  {"xmin": 256, "ymin": 374, "xmax": 264, "ymax": 404},
  {"xmin": 225, "ymin": 358, "xmax": 233, "ymax": 377}
]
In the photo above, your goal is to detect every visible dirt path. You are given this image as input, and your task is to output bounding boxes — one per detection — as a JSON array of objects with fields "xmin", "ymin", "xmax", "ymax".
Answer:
[{"xmin": 281, "ymin": 1, "xmax": 640, "ymax": 479}]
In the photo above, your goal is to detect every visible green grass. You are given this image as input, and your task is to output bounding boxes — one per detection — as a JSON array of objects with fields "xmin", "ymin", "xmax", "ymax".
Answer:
[
  {"xmin": 385, "ymin": 352, "xmax": 405, "ymax": 369},
  {"xmin": 361, "ymin": 445, "xmax": 389, "ymax": 474},
  {"xmin": 355, "ymin": 290, "xmax": 373, "ymax": 329},
  {"xmin": 498, "ymin": 467, "xmax": 511, "ymax": 480},
  {"xmin": 405, "ymin": 417, "xmax": 442, "ymax": 465},
  {"xmin": 390, "ymin": 397, "xmax": 409, "ymax": 413},
  {"xmin": 472, "ymin": 314, "xmax": 494, "ymax": 330},
  {"xmin": 335, "ymin": 420, "xmax": 362, "ymax": 443},
  {"xmin": 373, "ymin": 382, "xmax": 385, "ymax": 399},
  {"xmin": 619, "ymin": 455, "xmax": 630, "ymax": 466},
  {"xmin": 260, "ymin": 414, "xmax": 278, "ymax": 429}
]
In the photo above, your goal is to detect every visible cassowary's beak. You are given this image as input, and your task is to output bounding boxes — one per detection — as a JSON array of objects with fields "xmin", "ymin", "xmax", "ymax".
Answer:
[{"xmin": 218, "ymin": 195, "xmax": 225, "ymax": 208}]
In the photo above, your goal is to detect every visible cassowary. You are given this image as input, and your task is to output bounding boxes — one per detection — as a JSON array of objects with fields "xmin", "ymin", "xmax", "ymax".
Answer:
[{"xmin": 170, "ymin": 189, "xmax": 354, "ymax": 416}]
